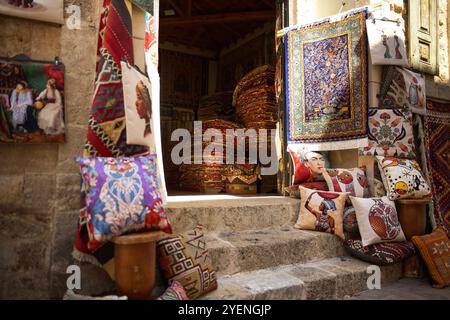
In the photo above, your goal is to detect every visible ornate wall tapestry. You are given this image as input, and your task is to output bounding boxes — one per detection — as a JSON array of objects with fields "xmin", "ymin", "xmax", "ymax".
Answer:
[
  {"xmin": 0, "ymin": 61, "xmax": 65, "ymax": 143},
  {"xmin": 424, "ymin": 101, "xmax": 450, "ymax": 235},
  {"xmin": 284, "ymin": 9, "xmax": 368, "ymax": 152}
]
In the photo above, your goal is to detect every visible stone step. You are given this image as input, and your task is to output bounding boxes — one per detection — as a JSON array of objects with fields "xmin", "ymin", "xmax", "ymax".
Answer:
[
  {"xmin": 201, "ymin": 256, "xmax": 404, "ymax": 300},
  {"xmin": 205, "ymin": 226, "xmax": 346, "ymax": 276},
  {"xmin": 167, "ymin": 195, "xmax": 300, "ymax": 234}
]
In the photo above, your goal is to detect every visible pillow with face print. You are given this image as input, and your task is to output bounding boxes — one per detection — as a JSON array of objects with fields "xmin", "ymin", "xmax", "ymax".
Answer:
[{"xmin": 288, "ymin": 149, "xmax": 329, "ymax": 185}]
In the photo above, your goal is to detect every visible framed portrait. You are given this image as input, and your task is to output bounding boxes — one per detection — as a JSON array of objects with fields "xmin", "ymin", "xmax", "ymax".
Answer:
[
  {"xmin": 0, "ymin": 0, "xmax": 64, "ymax": 25},
  {"xmin": 0, "ymin": 59, "xmax": 66, "ymax": 143}
]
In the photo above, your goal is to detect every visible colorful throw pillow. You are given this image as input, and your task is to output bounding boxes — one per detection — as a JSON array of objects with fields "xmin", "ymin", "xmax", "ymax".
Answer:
[
  {"xmin": 288, "ymin": 149, "xmax": 329, "ymax": 185},
  {"xmin": 295, "ymin": 186, "xmax": 348, "ymax": 239},
  {"xmin": 368, "ymin": 177, "xmax": 386, "ymax": 197},
  {"xmin": 156, "ymin": 225, "xmax": 218, "ymax": 299},
  {"xmin": 360, "ymin": 109, "xmax": 416, "ymax": 158},
  {"xmin": 156, "ymin": 281, "xmax": 189, "ymax": 300},
  {"xmin": 350, "ymin": 196, "xmax": 406, "ymax": 247},
  {"xmin": 412, "ymin": 228, "xmax": 450, "ymax": 288},
  {"xmin": 343, "ymin": 206, "xmax": 359, "ymax": 233},
  {"xmin": 285, "ymin": 182, "xmax": 328, "ymax": 199},
  {"xmin": 344, "ymin": 239, "xmax": 415, "ymax": 265},
  {"xmin": 376, "ymin": 156, "xmax": 431, "ymax": 200},
  {"xmin": 78, "ymin": 154, "xmax": 172, "ymax": 247},
  {"xmin": 322, "ymin": 167, "xmax": 370, "ymax": 198}
]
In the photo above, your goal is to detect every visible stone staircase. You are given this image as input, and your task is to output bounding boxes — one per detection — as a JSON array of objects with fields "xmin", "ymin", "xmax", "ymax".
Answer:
[{"xmin": 166, "ymin": 195, "xmax": 404, "ymax": 300}]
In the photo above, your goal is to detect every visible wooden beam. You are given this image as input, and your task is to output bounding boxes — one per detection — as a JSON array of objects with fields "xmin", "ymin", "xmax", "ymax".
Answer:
[
  {"xmin": 185, "ymin": 0, "xmax": 192, "ymax": 16},
  {"xmin": 167, "ymin": 0, "xmax": 185, "ymax": 16},
  {"xmin": 160, "ymin": 10, "xmax": 275, "ymax": 27}
]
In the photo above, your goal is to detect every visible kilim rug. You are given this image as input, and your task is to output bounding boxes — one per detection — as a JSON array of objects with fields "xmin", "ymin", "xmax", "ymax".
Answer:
[
  {"xmin": 424, "ymin": 100, "xmax": 450, "ymax": 236},
  {"xmin": 284, "ymin": 8, "xmax": 368, "ymax": 152}
]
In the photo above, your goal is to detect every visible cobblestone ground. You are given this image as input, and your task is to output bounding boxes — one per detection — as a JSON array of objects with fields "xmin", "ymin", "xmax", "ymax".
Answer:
[{"xmin": 350, "ymin": 278, "xmax": 450, "ymax": 300}]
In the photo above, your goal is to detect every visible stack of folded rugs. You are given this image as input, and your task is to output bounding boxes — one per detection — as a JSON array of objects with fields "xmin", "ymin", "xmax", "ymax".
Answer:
[
  {"xmin": 197, "ymin": 91, "xmax": 235, "ymax": 121},
  {"xmin": 233, "ymin": 65, "xmax": 278, "ymax": 193},
  {"xmin": 179, "ymin": 119, "xmax": 241, "ymax": 194},
  {"xmin": 233, "ymin": 65, "xmax": 277, "ymax": 130}
]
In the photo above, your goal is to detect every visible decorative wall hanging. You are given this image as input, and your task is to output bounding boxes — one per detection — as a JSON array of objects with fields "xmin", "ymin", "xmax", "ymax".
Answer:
[
  {"xmin": 350, "ymin": 196, "xmax": 406, "ymax": 246},
  {"xmin": 74, "ymin": 0, "xmax": 168, "ymax": 270},
  {"xmin": 284, "ymin": 8, "xmax": 368, "ymax": 152},
  {"xmin": 378, "ymin": 66, "xmax": 426, "ymax": 115},
  {"xmin": 360, "ymin": 109, "xmax": 416, "ymax": 158},
  {"xmin": 366, "ymin": 18, "xmax": 408, "ymax": 66},
  {"xmin": 121, "ymin": 62, "xmax": 156, "ymax": 153},
  {"xmin": 424, "ymin": 101, "xmax": 450, "ymax": 235},
  {"xmin": 295, "ymin": 186, "xmax": 347, "ymax": 239},
  {"xmin": 0, "ymin": 0, "xmax": 64, "ymax": 25},
  {"xmin": 0, "ymin": 59, "xmax": 65, "ymax": 143},
  {"xmin": 376, "ymin": 156, "xmax": 431, "ymax": 201}
]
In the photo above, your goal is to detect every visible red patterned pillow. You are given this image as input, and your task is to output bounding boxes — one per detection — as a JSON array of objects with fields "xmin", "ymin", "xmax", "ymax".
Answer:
[{"xmin": 344, "ymin": 239, "xmax": 415, "ymax": 265}]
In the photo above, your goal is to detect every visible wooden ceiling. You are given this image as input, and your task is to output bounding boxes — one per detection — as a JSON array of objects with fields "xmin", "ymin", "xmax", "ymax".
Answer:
[{"xmin": 159, "ymin": 0, "xmax": 276, "ymax": 52}]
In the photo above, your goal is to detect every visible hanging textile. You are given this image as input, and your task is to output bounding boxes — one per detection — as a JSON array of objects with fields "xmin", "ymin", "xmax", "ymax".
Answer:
[
  {"xmin": 74, "ymin": 0, "xmax": 167, "ymax": 270},
  {"xmin": 284, "ymin": 8, "xmax": 369, "ymax": 152},
  {"xmin": 424, "ymin": 100, "xmax": 450, "ymax": 236}
]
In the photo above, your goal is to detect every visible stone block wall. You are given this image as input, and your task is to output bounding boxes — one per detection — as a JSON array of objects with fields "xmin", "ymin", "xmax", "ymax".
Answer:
[{"xmin": 0, "ymin": 0, "xmax": 100, "ymax": 299}]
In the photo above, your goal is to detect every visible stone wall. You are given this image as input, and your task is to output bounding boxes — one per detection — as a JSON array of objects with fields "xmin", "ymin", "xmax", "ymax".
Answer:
[{"xmin": 0, "ymin": 0, "xmax": 99, "ymax": 299}]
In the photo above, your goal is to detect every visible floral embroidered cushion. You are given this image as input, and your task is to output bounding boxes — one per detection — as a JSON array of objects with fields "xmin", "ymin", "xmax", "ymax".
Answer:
[
  {"xmin": 376, "ymin": 156, "xmax": 431, "ymax": 200},
  {"xmin": 412, "ymin": 228, "xmax": 450, "ymax": 288},
  {"xmin": 295, "ymin": 186, "xmax": 348, "ymax": 240},
  {"xmin": 156, "ymin": 225, "xmax": 218, "ymax": 299},
  {"xmin": 350, "ymin": 196, "xmax": 406, "ymax": 247},
  {"xmin": 360, "ymin": 109, "xmax": 416, "ymax": 159},
  {"xmin": 288, "ymin": 149, "xmax": 329, "ymax": 185},
  {"xmin": 322, "ymin": 167, "xmax": 370, "ymax": 198},
  {"xmin": 344, "ymin": 238, "xmax": 415, "ymax": 265},
  {"xmin": 156, "ymin": 281, "xmax": 189, "ymax": 300},
  {"xmin": 78, "ymin": 154, "xmax": 171, "ymax": 247}
]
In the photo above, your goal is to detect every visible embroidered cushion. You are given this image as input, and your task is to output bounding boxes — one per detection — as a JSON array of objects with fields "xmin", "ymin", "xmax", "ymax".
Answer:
[
  {"xmin": 376, "ymin": 156, "xmax": 431, "ymax": 200},
  {"xmin": 344, "ymin": 238, "xmax": 415, "ymax": 265},
  {"xmin": 378, "ymin": 66, "xmax": 426, "ymax": 115},
  {"xmin": 343, "ymin": 206, "xmax": 359, "ymax": 233},
  {"xmin": 288, "ymin": 149, "xmax": 329, "ymax": 185},
  {"xmin": 368, "ymin": 177, "xmax": 386, "ymax": 197},
  {"xmin": 285, "ymin": 182, "xmax": 328, "ymax": 199},
  {"xmin": 322, "ymin": 167, "xmax": 370, "ymax": 198},
  {"xmin": 295, "ymin": 186, "xmax": 348, "ymax": 240},
  {"xmin": 360, "ymin": 109, "xmax": 416, "ymax": 159},
  {"xmin": 412, "ymin": 228, "xmax": 450, "ymax": 288},
  {"xmin": 156, "ymin": 281, "xmax": 189, "ymax": 300},
  {"xmin": 156, "ymin": 225, "xmax": 218, "ymax": 299},
  {"xmin": 78, "ymin": 154, "xmax": 172, "ymax": 247},
  {"xmin": 350, "ymin": 196, "xmax": 406, "ymax": 246}
]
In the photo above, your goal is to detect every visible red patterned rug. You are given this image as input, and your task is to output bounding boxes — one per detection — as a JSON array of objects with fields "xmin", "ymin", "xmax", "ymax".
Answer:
[{"xmin": 424, "ymin": 101, "xmax": 450, "ymax": 235}]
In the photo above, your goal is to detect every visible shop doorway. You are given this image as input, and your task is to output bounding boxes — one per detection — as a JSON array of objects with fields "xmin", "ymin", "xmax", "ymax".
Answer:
[{"xmin": 158, "ymin": 0, "xmax": 285, "ymax": 196}]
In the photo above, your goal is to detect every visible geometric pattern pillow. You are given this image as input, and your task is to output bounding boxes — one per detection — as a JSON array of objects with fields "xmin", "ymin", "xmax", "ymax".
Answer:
[
  {"xmin": 156, "ymin": 281, "xmax": 189, "ymax": 300},
  {"xmin": 350, "ymin": 196, "xmax": 406, "ymax": 247},
  {"xmin": 344, "ymin": 238, "xmax": 415, "ymax": 265},
  {"xmin": 78, "ymin": 154, "xmax": 171, "ymax": 248},
  {"xmin": 360, "ymin": 109, "xmax": 416, "ymax": 159},
  {"xmin": 412, "ymin": 228, "xmax": 450, "ymax": 288},
  {"xmin": 322, "ymin": 167, "xmax": 370, "ymax": 198},
  {"xmin": 376, "ymin": 156, "xmax": 431, "ymax": 200},
  {"xmin": 156, "ymin": 226, "xmax": 218, "ymax": 299},
  {"xmin": 295, "ymin": 186, "xmax": 348, "ymax": 240}
]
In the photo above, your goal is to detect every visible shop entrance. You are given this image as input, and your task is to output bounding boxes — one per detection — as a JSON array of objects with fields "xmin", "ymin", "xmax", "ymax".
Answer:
[{"xmin": 158, "ymin": 0, "xmax": 281, "ymax": 196}]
